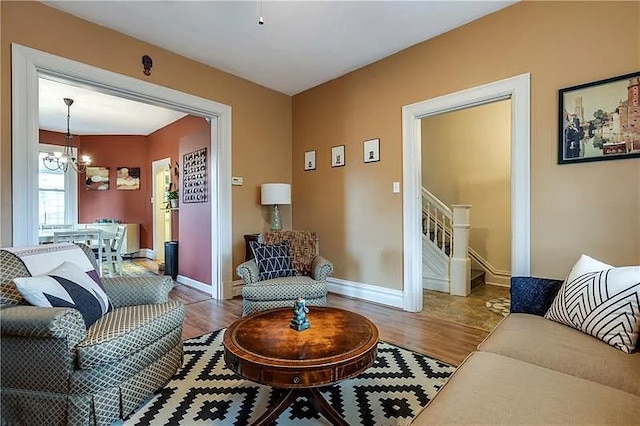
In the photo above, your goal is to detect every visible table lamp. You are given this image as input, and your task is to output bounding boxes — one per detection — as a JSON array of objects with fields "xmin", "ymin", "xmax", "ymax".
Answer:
[{"xmin": 261, "ymin": 183, "xmax": 291, "ymax": 231}]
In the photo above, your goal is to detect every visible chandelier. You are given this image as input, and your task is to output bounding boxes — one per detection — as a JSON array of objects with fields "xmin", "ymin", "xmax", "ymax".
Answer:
[{"xmin": 42, "ymin": 98, "xmax": 91, "ymax": 173}]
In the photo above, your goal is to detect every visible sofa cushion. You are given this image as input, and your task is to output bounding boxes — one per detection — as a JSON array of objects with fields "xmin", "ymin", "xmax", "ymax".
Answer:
[
  {"xmin": 412, "ymin": 351, "xmax": 640, "ymax": 425},
  {"xmin": 478, "ymin": 313, "xmax": 640, "ymax": 397},
  {"xmin": 250, "ymin": 241, "xmax": 296, "ymax": 281},
  {"xmin": 242, "ymin": 276, "xmax": 328, "ymax": 302},
  {"xmin": 262, "ymin": 231, "xmax": 318, "ymax": 275},
  {"xmin": 544, "ymin": 254, "xmax": 640, "ymax": 353},
  {"xmin": 76, "ymin": 300, "xmax": 185, "ymax": 370},
  {"xmin": 510, "ymin": 276, "xmax": 563, "ymax": 316},
  {"xmin": 14, "ymin": 262, "xmax": 112, "ymax": 328}
]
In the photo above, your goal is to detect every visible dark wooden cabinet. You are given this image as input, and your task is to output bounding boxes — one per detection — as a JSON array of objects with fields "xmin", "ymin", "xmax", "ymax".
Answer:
[{"xmin": 244, "ymin": 234, "xmax": 259, "ymax": 261}]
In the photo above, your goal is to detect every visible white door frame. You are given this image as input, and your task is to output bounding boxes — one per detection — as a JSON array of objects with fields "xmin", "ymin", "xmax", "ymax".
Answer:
[
  {"xmin": 402, "ymin": 73, "xmax": 531, "ymax": 312},
  {"xmin": 152, "ymin": 158, "xmax": 171, "ymax": 261},
  {"xmin": 11, "ymin": 44, "xmax": 233, "ymax": 300}
]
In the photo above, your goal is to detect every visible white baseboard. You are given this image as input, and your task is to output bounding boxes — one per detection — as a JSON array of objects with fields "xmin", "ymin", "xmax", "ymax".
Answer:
[
  {"xmin": 232, "ymin": 279, "xmax": 243, "ymax": 297},
  {"xmin": 327, "ymin": 277, "xmax": 403, "ymax": 309},
  {"xmin": 137, "ymin": 249, "xmax": 154, "ymax": 259},
  {"xmin": 177, "ymin": 274, "xmax": 214, "ymax": 296},
  {"xmin": 423, "ymin": 275, "xmax": 449, "ymax": 293}
]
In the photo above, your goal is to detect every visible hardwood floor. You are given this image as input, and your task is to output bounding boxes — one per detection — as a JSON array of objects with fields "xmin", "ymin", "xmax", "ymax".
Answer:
[{"xmin": 169, "ymin": 284, "xmax": 489, "ymax": 366}]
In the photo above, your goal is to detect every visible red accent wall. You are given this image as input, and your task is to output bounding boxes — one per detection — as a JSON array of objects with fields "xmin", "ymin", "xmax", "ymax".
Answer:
[
  {"xmin": 77, "ymin": 136, "xmax": 150, "ymax": 243},
  {"xmin": 177, "ymin": 119, "xmax": 211, "ymax": 284}
]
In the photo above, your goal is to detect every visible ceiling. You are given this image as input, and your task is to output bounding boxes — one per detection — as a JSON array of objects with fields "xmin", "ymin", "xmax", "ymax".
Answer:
[
  {"xmin": 45, "ymin": 0, "xmax": 515, "ymax": 96},
  {"xmin": 39, "ymin": 77, "xmax": 187, "ymax": 135}
]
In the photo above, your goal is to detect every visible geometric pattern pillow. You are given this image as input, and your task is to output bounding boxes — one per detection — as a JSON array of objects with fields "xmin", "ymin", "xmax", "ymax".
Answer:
[
  {"xmin": 249, "ymin": 241, "xmax": 296, "ymax": 281},
  {"xmin": 545, "ymin": 255, "xmax": 640, "ymax": 353},
  {"xmin": 14, "ymin": 261, "xmax": 113, "ymax": 328}
]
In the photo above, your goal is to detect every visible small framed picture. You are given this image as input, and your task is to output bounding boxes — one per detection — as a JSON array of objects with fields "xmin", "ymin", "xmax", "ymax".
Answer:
[
  {"xmin": 364, "ymin": 138, "xmax": 380, "ymax": 163},
  {"xmin": 304, "ymin": 150, "xmax": 316, "ymax": 171},
  {"xmin": 331, "ymin": 145, "xmax": 345, "ymax": 167}
]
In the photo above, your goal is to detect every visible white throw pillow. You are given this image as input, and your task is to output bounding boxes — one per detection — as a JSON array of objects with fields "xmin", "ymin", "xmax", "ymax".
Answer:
[
  {"xmin": 545, "ymin": 254, "xmax": 640, "ymax": 353},
  {"xmin": 14, "ymin": 261, "xmax": 112, "ymax": 328}
]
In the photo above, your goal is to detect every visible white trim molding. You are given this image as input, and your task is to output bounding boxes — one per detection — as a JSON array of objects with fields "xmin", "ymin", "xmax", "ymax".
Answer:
[
  {"xmin": 232, "ymin": 279, "xmax": 244, "ymax": 297},
  {"xmin": 138, "ymin": 249, "xmax": 154, "ymax": 259},
  {"xmin": 402, "ymin": 73, "xmax": 531, "ymax": 312},
  {"xmin": 177, "ymin": 275, "xmax": 214, "ymax": 294},
  {"xmin": 11, "ymin": 43, "xmax": 234, "ymax": 299},
  {"xmin": 327, "ymin": 277, "xmax": 404, "ymax": 309}
]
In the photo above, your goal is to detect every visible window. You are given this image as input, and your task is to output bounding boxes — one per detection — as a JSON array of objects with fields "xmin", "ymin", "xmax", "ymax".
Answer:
[{"xmin": 38, "ymin": 144, "xmax": 78, "ymax": 227}]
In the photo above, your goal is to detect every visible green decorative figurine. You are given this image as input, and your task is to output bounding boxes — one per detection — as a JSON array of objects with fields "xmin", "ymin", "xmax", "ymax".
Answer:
[{"xmin": 290, "ymin": 297, "xmax": 310, "ymax": 331}]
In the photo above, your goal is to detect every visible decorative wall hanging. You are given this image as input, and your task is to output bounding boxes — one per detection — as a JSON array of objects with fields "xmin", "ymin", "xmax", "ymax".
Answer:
[
  {"xmin": 142, "ymin": 55, "xmax": 153, "ymax": 76},
  {"xmin": 183, "ymin": 147, "xmax": 208, "ymax": 203},
  {"xmin": 331, "ymin": 145, "xmax": 345, "ymax": 167},
  {"xmin": 304, "ymin": 150, "xmax": 316, "ymax": 171},
  {"xmin": 116, "ymin": 167, "xmax": 140, "ymax": 190},
  {"xmin": 85, "ymin": 167, "xmax": 110, "ymax": 190},
  {"xmin": 364, "ymin": 138, "xmax": 380, "ymax": 163},
  {"xmin": 558, "ymin": 71, "xmax": 640, "ymax": 164}
]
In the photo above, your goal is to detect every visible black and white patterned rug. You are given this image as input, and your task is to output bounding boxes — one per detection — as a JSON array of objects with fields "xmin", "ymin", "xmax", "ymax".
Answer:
[{"xmin": 125, "ymin": 329, "xmax": 455, "ymax": 425}]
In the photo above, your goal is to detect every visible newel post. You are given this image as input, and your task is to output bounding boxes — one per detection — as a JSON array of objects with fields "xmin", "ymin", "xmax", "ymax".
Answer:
[{"xmin": 450, "ymin": 205, "xmax": 471, "ymax": 296}]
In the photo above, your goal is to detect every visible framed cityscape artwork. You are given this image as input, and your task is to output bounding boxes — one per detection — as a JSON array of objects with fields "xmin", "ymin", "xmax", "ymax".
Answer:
[{"xmin": 558, "ymin": 71, "xmax": 640, "ymax": 164}]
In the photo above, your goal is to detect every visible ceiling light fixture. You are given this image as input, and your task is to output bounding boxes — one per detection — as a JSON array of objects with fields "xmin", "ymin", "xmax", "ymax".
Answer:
[
  {"xmin": 42, "ymin": 98, "xmax": 91, "ymax": 174},
  {"xmin": 258, "ymin": 0, "xmax": 264, "ymax": 25}
]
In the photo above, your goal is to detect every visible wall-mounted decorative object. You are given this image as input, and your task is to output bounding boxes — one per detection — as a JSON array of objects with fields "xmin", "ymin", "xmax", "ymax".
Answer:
[
  {"xmin": 364, "ymin": 138, "xmax": 380, "ymax": 163},
  {"xmin": 183, "ymin": 147, "xmax": 208, "ymax": 203},
  {"xmin": 559, "ymin": 71, "xmax": 640, "ymax": 164},
  {"xmin": 142, "ymin": 55, "xmax": 153, "ymax": 76},
  {"xmin": 116, "ymin": 167, "xmax": 140, "ymax": 190},
  {"xmin": 85, "ymin": 167, "xmax": 110, "ymax": 190},
  {"xmin": 304, "ymin": 150, "xmax": 316, "ymax": 171},
  {"xmin": 331, "ymin": 145, "xmax": 345, "ymax": 168}
]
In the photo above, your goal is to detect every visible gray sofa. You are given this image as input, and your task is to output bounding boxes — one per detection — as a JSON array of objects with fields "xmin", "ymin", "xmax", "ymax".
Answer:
[
  {"xmin": 413, "ymin": 277, "xmax": 640, "ymax": 424},
  {"xmin": 0, "ymin": 244, "xmax": 185, "ymax": 425}
]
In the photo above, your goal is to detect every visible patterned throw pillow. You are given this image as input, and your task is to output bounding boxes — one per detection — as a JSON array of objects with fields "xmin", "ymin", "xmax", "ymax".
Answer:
[
  {"xmin": 14, "ymin": 261, "xmax": 112, "ymax": 328},
  {"xmin": 545, "ymin": 254, "xmax": 640, "ymax": 353},
  {"xmin": 250, "ymin": 241, "xmax": 296, "ymax": 281}
]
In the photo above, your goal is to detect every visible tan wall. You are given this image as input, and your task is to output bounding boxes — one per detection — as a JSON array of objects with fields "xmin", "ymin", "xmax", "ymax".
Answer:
[
  {"xmin": 421, "ymin": 100, "xmax": 511, "ymax": 273},
  {"xmin": 1, "ymin": 1, "xmax": 292, "ymax": 272},
  {"xmin": 292, "ymin": 1, "xmax": 640, "ymax": 289}
]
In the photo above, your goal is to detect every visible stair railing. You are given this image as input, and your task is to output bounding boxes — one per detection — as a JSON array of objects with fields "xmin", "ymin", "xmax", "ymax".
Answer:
[{"xmin": 422, "ymin": 188, "xmax": 471, "ymax": 296}]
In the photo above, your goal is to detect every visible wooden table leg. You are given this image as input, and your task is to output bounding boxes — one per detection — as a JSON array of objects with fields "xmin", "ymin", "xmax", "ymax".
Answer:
[
  {"xmin": 308, "ymin": 387, "xmax": 349, "ymax": 426},
  {"xmin": 250, "ymin": 387, "xmax": 349, "ymax": 426},
  {"xmin": 251, "ymin": 389, "xmax": 297, "ymax": 426}
]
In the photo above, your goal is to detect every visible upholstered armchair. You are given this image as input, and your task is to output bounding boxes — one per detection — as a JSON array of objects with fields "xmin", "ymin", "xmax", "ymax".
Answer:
[
  {"xmin": 0, "ymin": 243, "xmax": 185, "ymax": 426},
  {"xmin": 236, "ymin": 230, "xmax": 333, "ymax": 316}
]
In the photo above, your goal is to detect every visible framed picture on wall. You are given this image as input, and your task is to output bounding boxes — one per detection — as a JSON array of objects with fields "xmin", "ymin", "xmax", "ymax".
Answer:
[
  {"xmin": 364, "ymin": 138, "xmax": 380, "ymax": 163},
  {"xmin": 558, "ymin": 71, "xmax": 640, "ymax": 164},
  {"xmin": 116, "ymin": 167, "xmax": 140, "ymax": 190},
  {"xmin": 331, "ymin": 145, "xmax": 345, "ymax": 167},
  {"xmin": 85, "ymin": 167, "xmax": 110, "ymax": 190},
  {"xmin": 304, "ymin": 150, "xmax": 316, "ymax": 171}
]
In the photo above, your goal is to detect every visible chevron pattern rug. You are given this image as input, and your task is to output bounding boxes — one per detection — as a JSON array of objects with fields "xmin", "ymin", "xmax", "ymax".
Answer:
[{"xmin": 125, "ymin": 329, "xmax": 455, "ymax": 425}]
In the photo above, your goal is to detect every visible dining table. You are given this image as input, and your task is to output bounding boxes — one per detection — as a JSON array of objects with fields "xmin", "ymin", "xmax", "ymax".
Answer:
[{"xmin": 38, "ymin": 228, "xmax": 117, "ymax": 277}]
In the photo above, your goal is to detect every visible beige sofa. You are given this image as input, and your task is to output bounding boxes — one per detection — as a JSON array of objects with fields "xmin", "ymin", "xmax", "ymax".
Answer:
[{"xmin": 413, "ymin": 312, "xmax": 640, "ymax": 424}]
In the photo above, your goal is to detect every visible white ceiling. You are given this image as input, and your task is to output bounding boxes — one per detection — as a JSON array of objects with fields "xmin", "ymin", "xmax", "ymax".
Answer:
[
  {"xmin": 45, "ymin": 0, "xmax": 515, "ymax": 96},
  {"xmin": 39, "ymin": 77, "xmax": 187, "ymax": 135}
]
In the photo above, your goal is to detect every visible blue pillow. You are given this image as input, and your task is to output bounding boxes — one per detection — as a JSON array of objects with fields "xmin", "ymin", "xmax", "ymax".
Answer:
[
  {"xmin": 510, "ymin": 276, "xmax": 563, "ymax": 316},
  {"xmin": 250, "ymin": 241, "xmax": 296, "ymax": 281}
]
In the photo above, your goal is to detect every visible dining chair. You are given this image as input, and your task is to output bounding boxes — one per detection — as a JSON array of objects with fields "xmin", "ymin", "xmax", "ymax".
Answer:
[{"xmin": 101, "ymin": 225, "xmax": 127, "ymax": 276}]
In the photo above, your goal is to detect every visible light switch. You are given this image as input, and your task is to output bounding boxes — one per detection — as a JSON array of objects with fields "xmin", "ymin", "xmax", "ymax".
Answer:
[
  {"xmin": 232, "ymin": 176, "xmax": 243, "ymax": 186},
  {"xmin": 393, "ymin": 182, "xmax": 400, "ymax": 193}
]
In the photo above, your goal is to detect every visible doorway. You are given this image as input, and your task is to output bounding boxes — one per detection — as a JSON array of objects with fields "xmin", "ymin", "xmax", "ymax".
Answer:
[
  {"xmin": 152, "ymin": 158, "xmax": 172, "ymax": 262},
  {"xmin": 402, "ymin": 73, "xmax": 531, "ymax": 312},
  {"xmin": 11, "ymin": 44, "xmax": 233, "ymax": 299}
]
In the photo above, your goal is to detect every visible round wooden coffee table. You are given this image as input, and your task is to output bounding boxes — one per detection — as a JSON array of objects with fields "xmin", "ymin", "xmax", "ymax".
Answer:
[{"xmin": 223, "ymin": 306, "xmax": 379, "ymax": 426}]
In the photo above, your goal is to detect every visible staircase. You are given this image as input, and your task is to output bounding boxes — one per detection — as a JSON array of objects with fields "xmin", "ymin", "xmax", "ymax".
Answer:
[{"xmin": 422, "ymin": 188, "xmax": 485, "ymax": 296}]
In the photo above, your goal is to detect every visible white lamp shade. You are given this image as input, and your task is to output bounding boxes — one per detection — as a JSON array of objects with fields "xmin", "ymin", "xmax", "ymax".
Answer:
[{"xmin": 261, "ymin": 183, "xmax": 291, "ymax": 205}]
